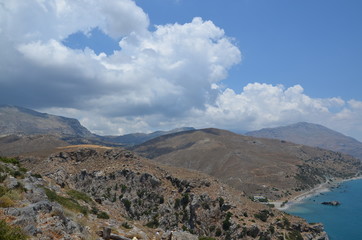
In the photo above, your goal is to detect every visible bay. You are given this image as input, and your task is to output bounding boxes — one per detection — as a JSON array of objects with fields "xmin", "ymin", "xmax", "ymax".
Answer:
[{"xmin": 285, "ymin": 178, "xmax": 362, "ymax": 240}]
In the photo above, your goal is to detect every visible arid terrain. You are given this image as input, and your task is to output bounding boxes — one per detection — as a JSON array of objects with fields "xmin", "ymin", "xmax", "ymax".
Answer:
[{"xmin": 133, "ymin": 128, "xmax": 362, "ymax": 200}]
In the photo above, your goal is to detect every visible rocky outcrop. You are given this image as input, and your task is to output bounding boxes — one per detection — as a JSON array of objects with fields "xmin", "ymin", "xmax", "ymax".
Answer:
[
  {"xmin": 321, "ymin": 201, "xmax": 340, "ymax": 206},
  {"xmin": 0, "ymin": 161, "xmax": 87, "ymax": 239}
]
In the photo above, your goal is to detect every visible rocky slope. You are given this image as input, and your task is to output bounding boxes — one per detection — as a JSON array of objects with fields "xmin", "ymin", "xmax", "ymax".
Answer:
[
  {"xmin": 0, "ymin": 147, "xmax": 329, "ymax": 240},
  {"xmin": 133, "ymin": 128, "xmax": 362, "ymax": 200},
  {"xmin": 246, "ymin": 122, "xmax": 362, "ymax": 160}
]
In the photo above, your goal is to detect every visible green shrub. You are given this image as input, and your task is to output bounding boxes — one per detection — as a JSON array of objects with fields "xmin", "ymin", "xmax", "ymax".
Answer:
[
  {"xmin": 146, "ymin": 214, "xmax": 159, "ymax": 228},
  {"xmin": 254, "ymin": 210, "xmax": 269, "ymax": 222},
  {"xmin": 90, "ymin": 206, "xmax": 99, "ymax": 215},
  {"xmin": 0, "ymin": 157, "xmax": 19, "ymax": 166},
  {"xmin": 283, "ymin": 217, "xmax": 291, "ymax": 228},
  {"xmin": 286, "ymin": 230, "xmax": 303, "ymax": 240},
  {"xmin": 67, "ymin": 189, "xmax": 93, "ymax": 203},
  {"xmin": 0, "ymin": 174, "xmax": 7, "ymax": 183},
  {"xmin": 174, "ymin": 198, "xmax": 181, "ymax": 209},
  {"xmin": 0, "ymin": 186, "xmax": 8, "ymax": 197},
  {"xmin": 44, "ymin": 188, "xmax": 88, "ymax": 215},
  {"xmin": 11, "ymin": 171, "xmax": 24, "ymax": 179},
  {"xmin": 121, "ymin": 198, "xmax": 132, "ymax": 211},
  {"xmin": 199, "ymin": 237, "xmax": 216, "ymax": 240},
  {"xmin": 0, "ymin": 196, "xmax": 15, "ymax": 208},
  {"xmin": 0, "ymin": 220, "xmax": 27, "ymax": 240},
  {"xmin": 181, "ymin": 193, "xmax": 189, "ymax": 208},
  {"xmin": 222, "ymin": 212, "xmax": 232, "ymax": 231},
  {"xmin": 121, "ymin": 184, "xmax": 127, "ymax": 193},
  {"xmin": 121, "ymin": 222, "xmax": 132, "ymax": 229},
  {"xmin": 215, "ymin": 228, "xmax": 222, "ymax": 237},
  {"xmin": 97, "ymin": 211, "xmax": 110, "ymax": 219},
  {"xmin": 31, "ymin": 173, "xmax": 42, "ymax": 179}
]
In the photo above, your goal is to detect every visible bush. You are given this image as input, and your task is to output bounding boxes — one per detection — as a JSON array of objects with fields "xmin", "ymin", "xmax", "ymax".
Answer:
[
  {"xmin": 0, "ymin": 196, "xmax": 15, "ymax": 208},
  {"xmin": 181, "ymin": 193, "xmax": 189, "ymax": 208},
  {"xmin": 0, "ymin": 186, "xmax": 8, "ymax": 197},
  {"xmin": 44, "ymin": 188, "xmax": 88, "ymax": 215},
  {"xmin": 31, "ymin": 173, "xmax": 42, "ymax": 179},
  {"xmin": 97, "ymin": 211, "xmax": 110, "ymax": 219},
  {"xmin": 215, "ymin": 228, "xmax": 222, "ymax": 237},
  {"xmin": 174, "ymin": 198, "xmax": 181, "ymax": 209},
  {"xmin": 286, "ymin": 230, "xmax": 303, "ymax": 240},
  {"xmin": 0, "ymin": 157, "xmax": 19, "ymax": 166},
  {"xmin": 283, "ymin": 217, "xmax": 291, "ymax": 228},
  {"xmin": 254, "ymin": 210, "xmax": 269, "ymax": 222},
  {"xmin": 199, "ymin": 237, "xmax": 216, "ymax": 240},
  {"xmin": 67, "ymin": 189, "xmax": 93, "ymax": 203},
  {"xmin": 146, "ymin": 214, "xmax": 159, "ymax": 228},
  {"xmin": 0, "ymin": 220, "xmax": 27, "ymax": 240},
  {"xmin": 222, "ymin": 212, "xmax": 232, "ymax": 231},
  {"xmin": 121, "ymin": 222, "xmax": 132, "ymax": 229},
  {"xmin": 0, "ymin": 174, "xmax": 7, "ymax": 183},
  {"xmin": 121, "ymin": 198, "xmax": 132, "ymax": 212}
]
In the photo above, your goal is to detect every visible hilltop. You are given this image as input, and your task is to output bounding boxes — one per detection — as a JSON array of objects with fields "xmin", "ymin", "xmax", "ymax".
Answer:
[
  {"xmin": 133, "ymin": 128, "xmax": 362, "ymax": 200},
  {"xmin": 246, "ymin": 122, "xmax": 362, "ymax": 160}
]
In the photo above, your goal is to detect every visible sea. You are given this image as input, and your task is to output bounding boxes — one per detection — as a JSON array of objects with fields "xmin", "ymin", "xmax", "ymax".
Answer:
[{"xmin": 285, "ymin": 178, "xmax": 362, "ymax": 240}]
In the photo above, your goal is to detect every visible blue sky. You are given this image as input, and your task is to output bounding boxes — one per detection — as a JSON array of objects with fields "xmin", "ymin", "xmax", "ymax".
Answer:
[
  {"xmin": 1, "ymin": 0, "xmax": 362, "ymax": 140},
  {"xmin": 137, "ymin": 0, "xmax": 362, "ymax": 100},
  {"xmin": 65, "ymin": 0, "xmax": 362, "ymax": 100}
]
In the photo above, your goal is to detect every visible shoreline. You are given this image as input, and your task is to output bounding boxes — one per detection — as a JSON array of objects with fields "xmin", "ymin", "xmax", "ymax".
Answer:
[{"xmin": 271, "ymin": 175, "xmax": 362, "ymax": 211}]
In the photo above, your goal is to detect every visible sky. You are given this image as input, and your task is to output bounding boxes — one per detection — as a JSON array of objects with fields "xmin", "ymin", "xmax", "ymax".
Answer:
[{"xmin": 0, "ymin": 0, "xmax": 362, "ymax": 140}]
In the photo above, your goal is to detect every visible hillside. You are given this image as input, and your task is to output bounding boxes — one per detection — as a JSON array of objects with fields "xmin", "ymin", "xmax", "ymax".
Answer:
[
  {"xmin": 133, "ymin": 128, "xmax": 362, "ymax": 200},
  {"xmin": 0, "ymin": 105, "xmax": 93, "ymax": 137},
  {"xmin": 0, "ymin": 146, "xmax": 328, "ymax": 240},
  {"xmin": 246, "ymin": 122, "xmax": 362, "ymax": 160}
]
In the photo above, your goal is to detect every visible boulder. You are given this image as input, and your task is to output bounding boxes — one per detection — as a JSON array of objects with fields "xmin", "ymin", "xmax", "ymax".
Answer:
[{"xmin": 321, "ymin": 201, "xmax": 340, "ymax": 206}]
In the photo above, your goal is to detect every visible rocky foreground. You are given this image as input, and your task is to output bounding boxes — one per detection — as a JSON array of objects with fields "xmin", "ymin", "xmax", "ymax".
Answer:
[{"xmin": 0, "ymin": 147, "xmax": 330, "ymax": 240}]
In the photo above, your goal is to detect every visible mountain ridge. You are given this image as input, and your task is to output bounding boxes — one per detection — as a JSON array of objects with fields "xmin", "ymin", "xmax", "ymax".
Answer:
[
  {"xmin": 0, "ymin": 105, "xmax": 93, "ymax": 137},
  {"xmin": 133, "ymin": 128, "xmax": 362, "ymax": 200},
  {"xmin": 246, "ymin": 122, "xmax": 362, "ymax": 160}
]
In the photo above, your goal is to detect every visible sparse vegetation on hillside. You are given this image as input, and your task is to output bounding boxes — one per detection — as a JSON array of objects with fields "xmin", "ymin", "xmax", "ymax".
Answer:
[
  {"xmin": 43, "ymin": 187, "xmax": 88, "ymax": 215},
  {"xmin": 0, "ymin": 220, "xmax": 27, "ymax": 240}
]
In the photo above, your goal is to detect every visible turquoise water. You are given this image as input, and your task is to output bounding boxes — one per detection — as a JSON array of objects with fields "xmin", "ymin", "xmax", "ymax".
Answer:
[{"xmin": 285, "ymin": 179, "xmax": 362, "ymax": 240}]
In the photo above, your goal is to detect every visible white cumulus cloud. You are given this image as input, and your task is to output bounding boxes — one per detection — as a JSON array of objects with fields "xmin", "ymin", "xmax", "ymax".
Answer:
[{"xmin": 1, "ymin": 0, "xmax": 362, "ymax": 140}]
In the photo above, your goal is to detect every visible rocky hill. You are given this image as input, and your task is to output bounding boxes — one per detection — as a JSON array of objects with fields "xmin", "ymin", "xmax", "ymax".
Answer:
[
  {"xmin": 0, "ymin": 105, "xmax": 93, "ymax": 138},
  {"xmin": 246, "ymin": 122, "xmax": 362, "ymax": 160},
  {"xmin": 133, "ymin": 128, "xmax": 362, "ymax": 200},
  {"xmin": 0, "ymin": 147, "xmax": 329, "ymax": 240}
]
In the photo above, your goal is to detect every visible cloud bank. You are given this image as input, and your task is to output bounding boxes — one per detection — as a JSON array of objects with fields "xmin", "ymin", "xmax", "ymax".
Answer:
[{"xmin": 1, "ymin": 0, "xmax": 362, "ymax": 140}]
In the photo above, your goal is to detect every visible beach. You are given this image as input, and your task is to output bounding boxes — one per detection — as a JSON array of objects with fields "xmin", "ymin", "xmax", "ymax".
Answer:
[{"xmin": 271, "ymin": 176, "xmax": 362, "ymax": 210}]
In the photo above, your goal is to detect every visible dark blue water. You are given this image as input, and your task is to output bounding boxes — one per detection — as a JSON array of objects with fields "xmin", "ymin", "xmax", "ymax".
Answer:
[{"xmin": 285, "ymin": 179, "xmax": 362, "ymax": 240}]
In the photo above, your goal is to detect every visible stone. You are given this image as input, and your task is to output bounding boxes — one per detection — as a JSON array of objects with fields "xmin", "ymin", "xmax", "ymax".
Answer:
[{"xmin": 321, "ymin": 201, "xmax": 340, "ymax": 206}]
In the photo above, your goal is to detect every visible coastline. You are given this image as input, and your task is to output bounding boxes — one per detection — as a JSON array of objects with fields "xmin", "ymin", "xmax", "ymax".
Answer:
[{"xmin": 271, "ymin": 175, "xmax": 362, "ymax": 211}]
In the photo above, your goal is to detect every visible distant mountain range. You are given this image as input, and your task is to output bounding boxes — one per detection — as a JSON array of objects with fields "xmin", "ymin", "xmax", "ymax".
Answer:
[
  {"xmin": 99, "ymin": 127, "xmax": 195, "ymax": 146},
  {"xmin": 246, "ymin": 122, "xmax": 362, "ymax": 160},
  {"xmin": 0, "ymin": 105, "xmax": 194, "ymax": 155}
]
